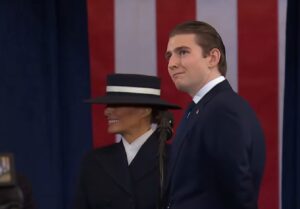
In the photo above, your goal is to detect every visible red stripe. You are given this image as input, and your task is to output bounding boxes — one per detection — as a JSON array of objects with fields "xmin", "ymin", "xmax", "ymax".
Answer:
[
  {"xmin": 87, "ymin": 0, "xmax": 115, "ymax": 147},
  {"xmin": 156, "ymin": 0, "xmax": 196, "ymax": 132},
  {"xmin": 238, "ymin": 1, "xmax": 279, "ymax": 208}
]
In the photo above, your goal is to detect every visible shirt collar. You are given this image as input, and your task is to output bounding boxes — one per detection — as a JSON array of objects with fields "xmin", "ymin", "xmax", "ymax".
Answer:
[
  {"xmin": 122, "ymin": 126, "xmax": 156, "ymax": 164},
  {"xmin": 193, "ymin": 76, "xmax": 225, "ymax": 104}
]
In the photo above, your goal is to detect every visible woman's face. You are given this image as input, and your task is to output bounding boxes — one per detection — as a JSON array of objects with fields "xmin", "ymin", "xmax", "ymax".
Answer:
[{"xmin": 104, "ymin": 105, "xmax": 152, "ymax": 142}]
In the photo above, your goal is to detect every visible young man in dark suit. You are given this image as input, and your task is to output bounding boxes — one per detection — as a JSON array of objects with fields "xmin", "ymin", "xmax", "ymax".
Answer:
[{"xmin": 164, "ymin": 21, "xmax": 266, "ymax": 209}]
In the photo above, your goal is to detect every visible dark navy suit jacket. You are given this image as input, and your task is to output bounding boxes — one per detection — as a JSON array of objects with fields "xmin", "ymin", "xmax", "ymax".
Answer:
[
  {"xmin": 75, "ymin": 131, "xmax": 161, "ymax": 209},
  {"xmin": 166, "ymin": 80, "xmax": 266, "ymax": 209}
]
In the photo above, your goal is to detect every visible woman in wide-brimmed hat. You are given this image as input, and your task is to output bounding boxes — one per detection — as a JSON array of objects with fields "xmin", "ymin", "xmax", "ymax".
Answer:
[{"xmin": 75, "ymin": 74, "xmax": 180, "ymax": 209}]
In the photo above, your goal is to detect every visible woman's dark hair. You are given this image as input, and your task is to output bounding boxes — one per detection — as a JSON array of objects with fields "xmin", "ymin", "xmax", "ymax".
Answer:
[{"xmin": 151, "ymin": 108, "xmax": 163, "ymax": 124}]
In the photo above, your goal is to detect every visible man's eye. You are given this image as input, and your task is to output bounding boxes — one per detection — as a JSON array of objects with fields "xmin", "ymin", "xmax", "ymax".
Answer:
[
  {"xmin": 165, "ymin": 53, "xmax": 171, "ymax": 60},
  {"xmin": 179, "ymin": 50, "xmax": 188, "ymax": 56}
]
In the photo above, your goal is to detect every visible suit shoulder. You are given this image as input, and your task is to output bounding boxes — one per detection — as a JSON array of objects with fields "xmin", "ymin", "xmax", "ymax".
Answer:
[
  {"xmin": 94, "ymin": 143, "xmax": 120, "ymax": 153},
  {"xmin": 205, "ymin": 89, "xmax": 262, "ymax": 129},
  {"xmin": 209, "ymin": 89, "xmax": 251, "ymax": 110}
]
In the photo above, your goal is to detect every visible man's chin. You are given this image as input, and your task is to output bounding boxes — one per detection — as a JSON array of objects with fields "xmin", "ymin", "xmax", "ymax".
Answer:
[{"xmin": 175, "ymin": 82, "xmax": 187, "ymax": 92}]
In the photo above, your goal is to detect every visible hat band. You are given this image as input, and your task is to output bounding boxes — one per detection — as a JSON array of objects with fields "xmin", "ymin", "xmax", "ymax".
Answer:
[{"xmin": 106, "ymin": 86, "xmax": 160, "ymax": 96}]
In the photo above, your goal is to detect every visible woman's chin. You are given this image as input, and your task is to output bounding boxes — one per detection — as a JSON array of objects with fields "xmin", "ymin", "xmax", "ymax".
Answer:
[{"xmin": 107, "ymin": 127, "xmax": 121, "ymax": 134}]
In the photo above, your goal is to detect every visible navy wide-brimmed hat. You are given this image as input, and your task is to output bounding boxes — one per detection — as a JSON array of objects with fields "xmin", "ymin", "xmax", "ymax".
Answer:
[{"xmin": 86, "ymin": 74, "xmax": 181, "ymax": 109}]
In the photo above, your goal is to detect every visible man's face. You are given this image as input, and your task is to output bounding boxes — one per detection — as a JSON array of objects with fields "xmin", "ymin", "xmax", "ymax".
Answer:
[{"xmin": 166, "ymin": 34, "xmax": 212, "ymax": 97}]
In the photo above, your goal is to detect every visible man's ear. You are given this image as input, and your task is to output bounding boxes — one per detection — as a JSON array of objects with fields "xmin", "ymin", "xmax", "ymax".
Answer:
[{"xmin": 208, "ymin": 48, "xmax": 221, "ymax": 69}]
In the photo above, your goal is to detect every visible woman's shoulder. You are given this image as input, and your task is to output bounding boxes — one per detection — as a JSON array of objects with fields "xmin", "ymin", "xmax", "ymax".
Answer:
[{"xmin": 84, "ymin": 143, "xmax": 121, "ymax": 161}]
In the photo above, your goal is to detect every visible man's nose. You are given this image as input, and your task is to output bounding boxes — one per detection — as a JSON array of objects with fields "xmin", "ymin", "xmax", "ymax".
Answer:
[{"xmin": 168, "ymin": 55, "xmax": 179, "ymax": 70}]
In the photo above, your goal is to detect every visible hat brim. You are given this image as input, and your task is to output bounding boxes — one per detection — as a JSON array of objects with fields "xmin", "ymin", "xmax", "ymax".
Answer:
[{"xmin": 85, "ymin": 95, "xmax": 181, "ymax": 109}]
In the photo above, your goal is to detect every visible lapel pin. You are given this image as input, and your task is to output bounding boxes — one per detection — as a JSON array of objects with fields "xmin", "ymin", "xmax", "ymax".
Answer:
[
  {"xmin": 187, "ymin": 112, "xmax": 191, "ymax": 118},
  {"xmin": 196, "ymin": 109, "xmax": 199, "ymax": 114}
]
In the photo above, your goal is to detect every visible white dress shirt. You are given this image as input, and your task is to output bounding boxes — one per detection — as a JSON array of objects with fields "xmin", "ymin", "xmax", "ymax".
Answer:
[
  {"xmin": 122, "ymin": 126, "xmax": 156, "ymax": 164},
  {"xmin": 193, "ymin": 76, "xmax": 225, "ymax": 104}
]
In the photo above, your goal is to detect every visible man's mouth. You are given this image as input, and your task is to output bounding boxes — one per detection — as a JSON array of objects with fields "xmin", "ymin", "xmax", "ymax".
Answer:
[{"xmin": 173, "ymin": 72, "xmax": 184, "ymax": 79}]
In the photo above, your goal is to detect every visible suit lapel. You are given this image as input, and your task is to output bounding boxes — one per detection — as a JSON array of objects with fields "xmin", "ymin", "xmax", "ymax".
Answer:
[
  {"xmin": 166, "ymin": 103, "xmax": 202, "ymax": 188},
  {"xmin": 95, "ymin": 142, "xmax": 133, "ymax": 195},
  {"xmin": 166, "ymin": 80, "xmax": 233, "ymax": 189},
  {"xmin": 129, "ymin": 131, "xmax": 159, "ymax": 182},
  {"xmin": 198, "ymin": 79, "xmax": 232, "ymax": 106}
]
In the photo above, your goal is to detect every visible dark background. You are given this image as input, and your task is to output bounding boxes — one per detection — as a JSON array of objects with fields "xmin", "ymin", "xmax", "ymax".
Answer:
[{"xmin": 0, "ymin": 0, "xmax": 92, "ymax": 208}]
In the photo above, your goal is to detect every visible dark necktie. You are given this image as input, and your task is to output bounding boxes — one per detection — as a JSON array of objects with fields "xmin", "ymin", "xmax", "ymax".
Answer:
[
  {"xmin": 168, "ymin": 101, "xmax": 197, "ymax": 196},
  {"xmin": 175, "ymin": 101, "xmax": 196, "ymax": 134},
  {"xmin": 185, "ymin": 101, "xmax": 196, "ymax": 119}
]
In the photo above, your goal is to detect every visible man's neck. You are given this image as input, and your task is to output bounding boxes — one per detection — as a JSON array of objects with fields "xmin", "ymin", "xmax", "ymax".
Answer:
[
  {"xmin": 192, "ymin": 76, "xmax": 225, "ymax": 104},
  {"xmin": 189, "ymin": 71, "xmax": 222, "ymax": 97}
]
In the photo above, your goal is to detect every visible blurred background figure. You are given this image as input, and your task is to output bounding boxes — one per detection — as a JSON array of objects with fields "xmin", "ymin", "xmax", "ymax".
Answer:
[{"xmin": 0, "ymin": 153, "xmax": 36, "ymax": 209}]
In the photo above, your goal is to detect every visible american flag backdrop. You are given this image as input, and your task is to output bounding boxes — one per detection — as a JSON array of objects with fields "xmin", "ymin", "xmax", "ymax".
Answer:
[{"xmin": 86, "ymin": 1, "xmax": 287, "ymax": 209}]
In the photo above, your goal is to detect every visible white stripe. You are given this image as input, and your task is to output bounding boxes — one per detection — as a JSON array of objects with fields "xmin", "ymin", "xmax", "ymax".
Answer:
[
  {"xmin": 278, "ymin": 0, "xmax": 287, "ymax": 208},
  {"xmin": 114, "ymin": 0, "xmax": 157, "ymax": 76},
  {"xmin": 196, "ymin": 0, "xmax": 238, "ymax": 92},
  {"xmin": 107, "ymin": 86, "xmax": 161, "ymax": 95}
]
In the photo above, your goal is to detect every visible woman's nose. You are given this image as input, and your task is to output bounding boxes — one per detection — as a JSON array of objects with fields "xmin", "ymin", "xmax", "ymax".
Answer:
[{"xmin": 104, "ymin": 106, "xmax": 113, "ymax": 116}]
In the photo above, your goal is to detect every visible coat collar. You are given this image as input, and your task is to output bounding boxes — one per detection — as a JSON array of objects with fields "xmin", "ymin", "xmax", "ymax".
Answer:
[
  {"xmin": 129, "ymin": 131, "xmax": 160, "ymax": 182},
  {"xmin": 94, "ymin": 131, "xmax": 160, "ymax": 195},
  {"xmin": 94, "ymin": 142, "xmax": 133, "ymax": 195}
]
